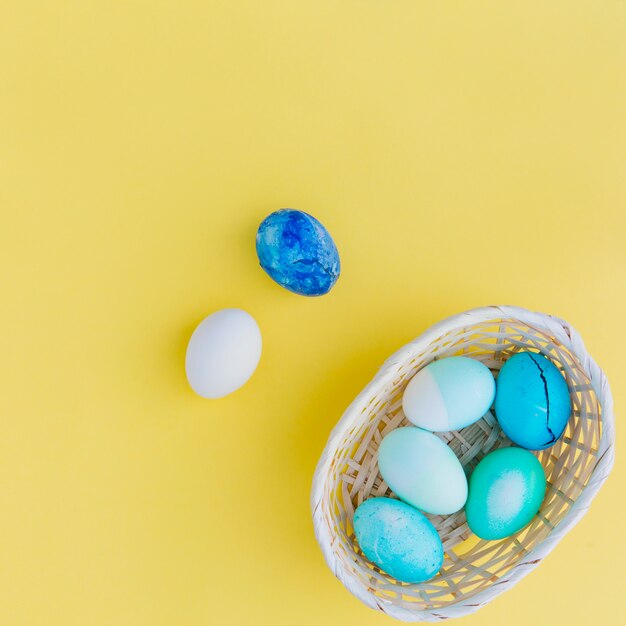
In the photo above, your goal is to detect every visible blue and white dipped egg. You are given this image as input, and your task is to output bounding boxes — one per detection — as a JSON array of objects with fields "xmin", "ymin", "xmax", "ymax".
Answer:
[{"xmin": 402, "ymin": 356, "xmax": 496, "ymax": 432}]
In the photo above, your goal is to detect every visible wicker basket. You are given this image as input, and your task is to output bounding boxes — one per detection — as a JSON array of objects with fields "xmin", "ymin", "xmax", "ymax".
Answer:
[{"xmin": 311, "ymin": 305, "xmax": 614, "ymax": 621}]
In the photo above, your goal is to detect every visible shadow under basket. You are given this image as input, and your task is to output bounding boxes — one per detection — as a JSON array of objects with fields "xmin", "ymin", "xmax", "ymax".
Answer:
[{"xmin": 311, "ymin": 305, "xmax": 615, "ymax": 621}]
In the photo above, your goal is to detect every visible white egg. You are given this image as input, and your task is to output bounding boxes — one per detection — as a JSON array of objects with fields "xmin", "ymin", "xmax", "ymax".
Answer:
[{"xmin": 185, "ymin": 308, "xmax": 262, "ymax": 398}]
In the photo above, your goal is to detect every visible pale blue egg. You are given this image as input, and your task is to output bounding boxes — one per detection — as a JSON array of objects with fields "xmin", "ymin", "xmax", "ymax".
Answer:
[
  {"xmin": 465, "ymin": 447, "xmax": 546, "ymax": 540},
  {"xmin": 495, "ymin": 352, "xmax": 571, "ymax": 450},
  {"xmin": 353, "ymin": 497, "xmax": 444, "ymax": 583},
  {"xmin": 402, "ymin": 356, "xmax": 495, "ymax": 432},
  {"xmin": 378, "ymin": 427, "xmax": 468, "ymax": 515}
]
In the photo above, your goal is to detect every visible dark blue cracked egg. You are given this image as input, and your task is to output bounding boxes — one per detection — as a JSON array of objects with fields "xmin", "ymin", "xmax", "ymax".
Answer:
[{"xmin": 255, "ymin": 209, "xmax": 340, "ymax": 296}]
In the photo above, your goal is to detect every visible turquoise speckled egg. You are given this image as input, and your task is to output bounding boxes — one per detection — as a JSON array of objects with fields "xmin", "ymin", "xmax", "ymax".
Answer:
[
  {"xmin": 403, "ymin": 356, "xmax": 495, "ymax": 432},
  {"xmin": 466, "ymin": 447, "xmax": 546, "ymax": 540},
  {"xmin": 353, "ymin": 497, "xmax": 444, "ymax": 583},
  {"xmin": 495, "ymin": 351, "xmax": 571, "ymax": 450},
  {"xmin": 378, "ymin": 427, "xmax": 468, "ymax": 515}
]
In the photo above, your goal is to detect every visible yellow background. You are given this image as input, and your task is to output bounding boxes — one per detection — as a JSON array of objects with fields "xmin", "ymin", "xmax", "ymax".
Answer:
[{"xmin": 1, "ymin": 2, "xmax": 625, "ymax": 625}]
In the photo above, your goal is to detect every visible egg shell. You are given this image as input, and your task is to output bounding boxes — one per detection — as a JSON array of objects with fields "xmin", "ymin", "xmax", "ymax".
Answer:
[
  {"xmin": 465, "ymin": 447, "xmax": 546, "ymax": 540},
  {"xmin": 403, "ymin": 356, "xmax": 496, "ymax": 432},
  {"xmin": 255, "ymin": 209, "xmax": 340, "ymax": 296},
  {"xmin": 353, "ymin": 497, "xmax": 444, "ymax": 583},
  {"xmin": 378, "ymin": 427, "xmax": 468, "ymax": 515},
  {"xmin": 185, "ymin": 308, "xmax": 262, "ymax": 398},
  {"xmin": 495, "ymin": 351, "xmax": 571, "ymax": 450}
]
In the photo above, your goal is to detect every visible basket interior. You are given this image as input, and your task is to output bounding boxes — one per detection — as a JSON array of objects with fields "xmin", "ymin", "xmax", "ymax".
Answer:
[{"xmin": 325, "ymin": 318, "xmax": 602, "ymax": 612}]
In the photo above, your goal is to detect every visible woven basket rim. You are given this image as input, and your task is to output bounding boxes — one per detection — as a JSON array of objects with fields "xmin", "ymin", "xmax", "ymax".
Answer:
[{"xmin": 311, "ymin": 305, "xmax": 615, "ymax": 621}]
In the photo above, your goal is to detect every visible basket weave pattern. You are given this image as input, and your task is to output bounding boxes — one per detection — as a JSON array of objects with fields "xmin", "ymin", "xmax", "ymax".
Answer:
[{"xmin": 311, "ymin": 306, "xmax": 615, "ymax": 621}]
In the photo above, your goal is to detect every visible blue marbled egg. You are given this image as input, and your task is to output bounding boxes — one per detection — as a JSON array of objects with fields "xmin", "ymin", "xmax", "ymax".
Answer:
[
  {"xmin": 495, "ymin": 352, "xmax": 572, "ymax": 450},
  {"xmin": 353, "ymin": 497, "xmax": 444, "ymax": 583},
  {"xmin": 255, "ymin": 209, "xmax": 340, "ymax": 296}
]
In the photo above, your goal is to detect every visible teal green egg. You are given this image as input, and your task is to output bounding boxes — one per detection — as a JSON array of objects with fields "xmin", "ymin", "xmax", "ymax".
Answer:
[
  {"xmin": 353, "ymin": 497, "xmax": 444, "ymax": 583},
  {"xmin": 466, "ymin": 447, "xmax": 546, "ymax": 540}
]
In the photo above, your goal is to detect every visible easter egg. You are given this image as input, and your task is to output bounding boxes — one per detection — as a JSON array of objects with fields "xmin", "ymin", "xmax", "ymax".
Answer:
[
  {"xmin": 378, "ymin": 427, "xmax": 468, "ymax": 515},
  {"xmin": 495, "ymin": 351, "xmax": 571, "ymax": 450},
  {"xmin": 465, "ymin": 447, "xmax": 546, "ymax": 540},
  {"xmin": 353, "ymin": 497, "xmax": 444, "ymax": 583},
  {"xmin": 255, "ymin": 209, "xmax": 340, "ymax": 296},
  {"xmin": 403, "ymin": 356, "xmax": 496, "ymax": 432},
  {"xmin": 185, "ymin": 308, "xmax": 262, "ymax": 398}
]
